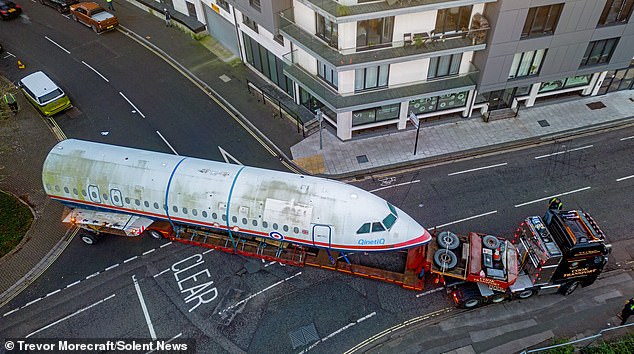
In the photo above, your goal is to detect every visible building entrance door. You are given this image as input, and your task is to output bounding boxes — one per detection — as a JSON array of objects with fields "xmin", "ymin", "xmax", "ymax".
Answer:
[{"xmin": 488, "ymin": 88, "xmax": 516, "ymax": 111}]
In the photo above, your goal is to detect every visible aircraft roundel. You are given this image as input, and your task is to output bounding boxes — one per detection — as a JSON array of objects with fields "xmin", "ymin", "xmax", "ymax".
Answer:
[{"xmin": 269, "ymin": 231, "xmax": 284, "ymax": 240}]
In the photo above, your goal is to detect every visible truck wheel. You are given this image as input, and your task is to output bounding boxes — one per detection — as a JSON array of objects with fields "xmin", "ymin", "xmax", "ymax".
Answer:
[
  {"xmin": 462, "ymin": 296, "xmax": 482, "ymax": 309},
  {"xmin": 518, "ymin": 289, "xmax": 535, "ymax": 299},
  {"xmin": 560, "ymin": 281, "xmax": 580, "ymax": 296},
  {"xmin": 81, "ymin": 233, "xmax": 98, "ymax": 245},
  {"xmin": 434, "ymin": 249, "xmax": 458, "ymax": 270},
  {"xmin": 491, "ymin": 293, "xmax": 507, "ymax": 303},
  {"xmin": 437, "ymin": 231, "xmax": 460, "ymax": 250},
  {"xmin": 482, "ymin": 235, "xmax": 500, "ymax": 249},
  {"xmin": 147, "ymin": 230, "xmax": 163, "ymax": 240}
]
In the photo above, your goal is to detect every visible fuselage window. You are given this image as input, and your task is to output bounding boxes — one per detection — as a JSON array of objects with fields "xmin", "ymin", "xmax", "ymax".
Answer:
[
  {"xmin": 64, "ymin": 187, "xmax": 69, "ymax": 194},
  {"xmin": 252, "ymin": 220, "xmax": 258, "ymax": 227},
  {"xmin": 135, "ymin": 199, "xmax": 140, "ymax": 206},
  {"xmin": 173, "ymin": 206, "xmax": 178, "ymax": 213},
  {"xmin": 142, "ymin": 201, "xmax": 148, "ymax": 207},
  {"xmin": 182, "ymin": 207, "xmax": 188, "ymax": 214},
  {"xmin": 263, "ymin": 221, "xmax": 269, "ymax": 228},
  {"xmin": 357, "ymin": 223, "xmax": 371, "ymax": 234},
  {"xmin": 91, "ymin": 191, "xmax": 98, "ymax": 200},
  {"xmin": 46, "ymin": 184, "xmax": 51, "ymax": 191},
  {"xmin": 283, "ymin": 225, "xmax": 289, "ymax": 232},
  {"xmin": 82, "ymin": 189, "xmax": 87, "ymax": 197},
  {"xmin": 242, "ymin": 218, "xmax": 247, "ymax": 225},
  {"xmin": 113, "ymin": 195, "xmax": 120, "ymax": 203},
  {"xmin": 154, "ymin": 202, "xmax": 160, "ymax": 209},
  {"xmin": 55, "ymin": 185, "xmax": 60, "ymax": 192},
  {"xmin": 383, "ymin": 213, "xmax": 397, "ymax": 230},
  {"xmin": 371, "ymin": 222, "xmax": 386, "ymax": 232},
  {"xmin": 202, "ymin": 210, "xmax": 208, "ymax": 218},
  {"xmin": 192, "ymin": 209, "xmax": 198, "ymax": 216},
  {"xmin": 125, "ymin": 197, "xmax": 130, "ymax": 204},
  {"xmin": 102, "ymin": 193, "xmax": 109, "ymax": 201},
  {"xmin": 273, "ymin": 223, "xmax": 279, "ymax": 230},
  {"xmin": 232, "ymin": 216, "xmax": 237, "ymax": 223},
  {"xmin": 293, "ymin": 226, "xmax": 299, "ymax": 234},
  {"xmin": 212, "ymin": 212, "xmax": 217, "ymax": 219},
  {"xmin": 222, "ymin": 214, "xmax": 227, "ymax": 221},
  {"xmin": 73, "ymin": 188, "xmax": 78, "ymax": 196}
]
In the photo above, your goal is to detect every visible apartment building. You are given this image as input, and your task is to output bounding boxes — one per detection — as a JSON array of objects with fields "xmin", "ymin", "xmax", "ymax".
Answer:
[{"xmin": 177, "ymin": 0, "xmax": 634, "ymax": 141}]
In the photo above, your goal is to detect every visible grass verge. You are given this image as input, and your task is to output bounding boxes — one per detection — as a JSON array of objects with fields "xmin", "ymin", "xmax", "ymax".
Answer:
[{"xmin": 0, "ymin": 191, "xmax": 33, "ymax": 257}]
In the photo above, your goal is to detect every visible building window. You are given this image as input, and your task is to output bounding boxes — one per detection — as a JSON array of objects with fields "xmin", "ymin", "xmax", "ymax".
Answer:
[
  {"xmin": 243, "ymin": 15, "xmax": 258, "ymax": 33},
  {"xmin": 243, "ymin": 35, "xmax": 293, "ymax": 97},
  {"xmin": 249, "ymin": 0, "xmax": 261, "ymax": 12},
  {"xmin": 599, "ymin": 0, "xmax": 634, "ymax": 26},
  {"xmin": 435, "ymin": 6, "xmax": 472, "ymax": 34},
  {"xmin": 521, "ymin": 4, "xmax": 563, "ymax": 38},
  {"xmin": 508, "ymin": 49, "xmax": 547, "ymax": 79},
  {"xmin": 539, "ymin": 75, "xmax": 592, "ymax": 93},
  {"xmin": 355, "ymin": 65, "xmax": 389, "ymax": 92},
  {"xmin": 216, "ymin": 0, "xmax": 229, "ymax": 12},
  {"xmin": 316, "ymin": 14, "xmax": 338, "ymax": 49},
  {"xmin": 352, "ymin": 103, "xmax": 400, "ymax": 126},
  {"xmin": 580, "ymin": 38, "xmax": 619, "ymax": 67},
  {"xmin": 408, "ymin": 91, "xmax": 468, "ymax": 115},
  {"xmin": 274, "ymin": 33, "xmax": 284, "ymax": 45},
  {"xmin": 318, "ymin": 60, "xmax": 338, "ymax": 89},
  {"xmin": 185, "ymin": 1, "xmax": 197, "ymax": 18},
  {"xmin": 428, "ymin": 54, "xmax": 462, "ymax": 79},
  {"xmin": 357, "ymin": 16, "xmax": 394, "ymax": 50}
]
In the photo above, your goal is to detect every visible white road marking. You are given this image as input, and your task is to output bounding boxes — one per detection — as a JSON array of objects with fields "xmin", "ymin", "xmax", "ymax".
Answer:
[
  {"xmin": 370, "ymin": 180, "xmax": 421, "ymax": 193},
  {"xmin": 66, "ymin": 280, "xmax": 80, "ymax": 288},
  {"xmin": 447, "ymin": 163, "xmax": 508, "ymax": 176},
  {"xmin": 514, "ymin": 187, "xmax": 592, "ymax": 207},
  {"xmin": 119, "ymin": 92, "xmax": 146, "ymax": 118},
  {"xmin": 133, "ymin": 275, "xmax": 157, "ymax": 340},
  {"xmin": 26, "ymin": 294, "xmax": 115, "ymax": 338},
  {"xmin": 435, "ymin": 210, "xmax": 498, "ymax": 229},
  {"xmin": 46, "ymin": 289, "xmax": 61, "ymax": 297},
  {"xmin": 24, "ymin": 297, "xmax": 43, "ymax": 308},
  {"xmin": 218, "ymin": 272, "xmax": 301, "ymax": 315},
  {"xmin": 202, "ymin": 248, "xmax": 214, "ymax": 255},
  {"xmin": 160, "ymin": 242, "xmax": 172, "ymax": 248},
  {"xmin": 85, "ymin": 272, "xmax": 100, "ymax": 280},
  {"xmin": 105, "ymin": 263, "xmax": 119, "ymax": 271},
  {"xmin": 153, "ymin": 268, "xmax": 171, "ymax": 278},
  {"xmin": 45, "ymin": 36, "xmax": 70, "ymax": 54},
  {"xmin": 218, "ymin": 146, "xmax": 243, "ymax": 165},
  {"xmin": 3, "ymin": 51, "xmax": 16, "ymax": 59},
  {"xmin": 620, "ymin": 136, "xmax": 634, "ymax": 141},
  {"xmin": 3, "ymin": 308, "xmax": 19, "ymax": 317},
  {"xmin": 143, "ymin": 249, "xmax": 156, "ymax": 256},
  {"xmin": 124, "ymin": 256, "xmax": 138, "ymax": 263},
  {"xmin": 145, "ymin": 333, "xmax": 182, "ymax": 354},
  {"xmin": 301, "ymin": 312, "xmax": 376, "ymax": 354},
  {"xmin": 616, "ymin": 175, "xmax": 634, "ymax": 182},
  {"xmin": 81, "ymin": 61, "xmax": 109, "ymax": 82},
  {"xmin": 155, "ymin": 131, "xmax": 178, "ymax": 155},
  {"xmin": 416, "ymin": 287, "xmax": 445, "ymax": 298},
  {"xmin": 534, "ymin": 145, "xmax": 594, "ymax": 159}
]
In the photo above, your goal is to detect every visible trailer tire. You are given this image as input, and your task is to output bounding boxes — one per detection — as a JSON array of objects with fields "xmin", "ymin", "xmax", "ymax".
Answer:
[
  {"xmin": 518, "ymin": 289, "xmax": 536, "ymax": 299},
  {"xmin": 81, "ymin": 233, "xmax": 98, "ymax": 245},
  {"xmin": 560, "ymin": 281, "xmax": 580, "ymax": 296},
  {"xmin": 434, "ymin": 249, "xmax": 458, "ymax": 270},
  {"xmin": 491, "ymin": 293, "xmax": 507, "ymax": 303},
  {"xmin": 147, "ymin": 230, "xmax": 163, "ymax": 240},
  {"xmin": 462, "ymin": 296, "xmax": 483, "ymax": 309},
  {"xmin": 437, "ymin": 231, "xmax": 460, "ymax": 250},
  {"xmin": 482, "ymin": 235, "xmax": 500, "ymax": 249}
]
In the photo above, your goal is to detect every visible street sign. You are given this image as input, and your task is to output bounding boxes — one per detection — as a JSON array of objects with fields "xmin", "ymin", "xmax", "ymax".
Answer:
[{"xmin": 408, "ymin": 112, "xmax": 419, "ymax": 128}]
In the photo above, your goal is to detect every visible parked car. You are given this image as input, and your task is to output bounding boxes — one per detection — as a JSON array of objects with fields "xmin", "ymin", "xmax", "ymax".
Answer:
[
  {"xmin": 39, "ymin": 0, "xmax": 78, "ymax": 13},
  {"xmin": 69, "ymin": 2, "xmax": 118, "ymax": 33},
  {"xmin": 18, "ymin": 71, "xmax": 72, "ymax": 116},
  {"xmin": 0, "ymin": 0, "xmax": 22, "ymax": 20}
]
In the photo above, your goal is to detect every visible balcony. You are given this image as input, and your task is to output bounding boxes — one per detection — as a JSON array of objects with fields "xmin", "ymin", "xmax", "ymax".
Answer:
[
  {"xmin": 282, "ymin": 50, "xmax": 478, "ymax": 112},
  {"xmin": 279, "ymin": 9, "xmax": 488, "ymax": 69}
]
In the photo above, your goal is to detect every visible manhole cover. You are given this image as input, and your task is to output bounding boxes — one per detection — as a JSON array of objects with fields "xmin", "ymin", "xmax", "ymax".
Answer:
[
  {"xmin": 537, "ymin": 119, "xmax": 550, "ymax": 127},
  {"xmin": 356, "ymin": 155, "xmax": 369, "ymax": 163},
  {"xmin": 586, "ymin": 101, "xmax": 606, "ymax": 110},
  {"xmin": 289, "ymin": 323, "xmax": 320, "ymax": 349}
]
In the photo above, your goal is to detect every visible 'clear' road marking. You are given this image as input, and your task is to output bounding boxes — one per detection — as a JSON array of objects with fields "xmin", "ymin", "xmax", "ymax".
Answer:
[
  {"xmin": 156, "ymin": 131, "xmax": 178, "ymax": 155},
  {"xmin": 143, "ymin": 249, "xmax": 156, "ymax": 256},
  {"xmin": 45, "ymin": 36, "xmax": 70, "ymax": 54},
  {"xmin": 119, "ymin": 92, "xmax": 146, "ymax": 118},
  {"xmin": 81, "ymin": 61, "xmax": 109, "ymax": 82},
  {"xmin": 435, "ymin": 210, "xmax": 498, "ymax": 229},
  {"xmin": 301, "ymin": 312, "xmax": 376, "ymax": 354},
  {"xmin": 370, "ymin": 180, "xmax": 420, "ymax": 193},
  {"xmin": 448, "ymin": 163, "xmax": 508, "ymax": 176},
  {"xmin": 219, "ymin": 272, "xmax": 301, "ymax": 315},
  {"xmin": 620, "ymin": 136, "xmax": 634, "ymax": 141},
  {"xmin": 616, "ymin": 175, "xmax": 634, "ymax": 182},
  {"xmin": 26, "ymin": 294, "xmax": 115, "ymax": 338},
  {"xmin": 133, "ymin": 275, "xmax": 157, "ymax": 340},
  {"xmin": 124, "ymin": 256, "xmax": 138, "ymax": 263},
  {"xmin": 514, "ymin": 187, "xmax": 592, "ymax": 207},
  {"xmin": 534, "ymin": 145, "xmax": 593, "ymax": 159}
]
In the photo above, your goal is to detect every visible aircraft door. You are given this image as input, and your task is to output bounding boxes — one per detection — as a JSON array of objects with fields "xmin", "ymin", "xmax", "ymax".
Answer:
[{"xmin": 312, "ymin": 224, "xmax": 332, "ymax": 248}]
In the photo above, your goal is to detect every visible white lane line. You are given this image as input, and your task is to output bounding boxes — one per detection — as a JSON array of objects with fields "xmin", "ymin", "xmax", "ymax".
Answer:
[
  {"xmin": 153, "ymin": 268, "xmax": 171, "ymax": 278},
  {"xmin": 85, "ymin": 272, "xmax": 100, "ymax": 280},
  {"xmin": 46, "ymin": 289, "xmax": 61, "ymax": 297},
  {"xmin": 24, "ymin": 297, "xmax": 43, "ymax": 308},
  {"xmin": 301, "ymin": 312, "xmax": 376, "ymax": 354},
  {"xmin": 156, "ymin": 131, "xmax": 178, "ymax": 155},
  {"xmin": 26, "ymin": 294, "xmax": 115, "ymax": 338},
  {"xmin": 66, "ymin": 280, "xmax": 80, "ymax": 288},
  {"xmin": 435, "ymin": 210, "xmax": 498, "ymax": 229},
  {"xmin": 119, "ymin": 92, "xmax": 146, "ymax": 118},
  {"xmin": 143, "ymin": 249, "xmax": 156, "ymax": 256},
  {"xmin": 534, "ymin": 145, "xmax": 594, "ymax": 159},
  {"xmin": 219, "ymin": 272, "xmax": 301, "ymax": 315},
  {"xmin": 447, "ymin": 163, "xmax": 508, "ymax": 176},
  {"xmin": 160, "ymin": 242, "xmax": 172, "ymax": 248},
  {"xmin": 370, "ymin": 179, "xmax": 420, "ymax": 193},
  {"xmin": 45, "ymin": 36, "xmax": 71, "ymax": 54},
  {"xmin": 616, "ymin": 175, "xmax": 634, "ymax": 182},
  {"xmin": 133, "ymin": 275, "xmax": 157, "ymax": 340},
  {"xmin": 146, "ymin": 333, "xmax": 183, "ymax": 354},
  {"xmin": 124, "ymin": 256, "xmax": 138, "ymax": 263},
  {"xmin": 514, "ymin": 187, "xmax": 592, "ymax": 207},
  {"xmin": 202, "ymin": 248, "xmax": 214, "ymax": 255},
  {"xmin": 620, "ymin": 136, "xmax": 634, "ymax": 141},
  {"xmin": 416, "ymin": 287, "xmax": 445, "ymax": 298},
  {"xmin": 3, "ymin": 308, "xmax": 19, "ymax": 317},
  {"xmin": 105, "ymin": 263, "xmax": 120, "ymax": 271},
  {"xmin": 81, "ymin": 61, "xmax": 110, "ymax": 82}
]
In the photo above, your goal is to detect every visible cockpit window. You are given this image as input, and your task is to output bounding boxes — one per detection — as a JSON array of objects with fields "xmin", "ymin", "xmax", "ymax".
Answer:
[
  {"xmin": 383, "ymin": 213, "xmax": 397, "ymax": 230},
  {"xmin": 387, "ymin": 202, "xmax": 398, "ymax": 217},
  {"xmin": 356, "ymin": 223, "xmax": 371, "ymax": 234},
  {"xmin": 372, "ymin": 222, "xmax": 385, "ymax": 232}
]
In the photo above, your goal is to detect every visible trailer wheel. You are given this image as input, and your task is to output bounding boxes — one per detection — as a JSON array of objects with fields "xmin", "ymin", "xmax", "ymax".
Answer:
[
  {"xmin": 491, "ymin": 293, "xmax": 507, "ymax": 303},
  {"xmin": 482, "ymin": 235, "xmax": 500, "ymax": 249},
  {"xmin": 560, "ymin": 281, "xmax": 580, "ymax": 296},
  {"xmin": 147, "ymin": 230, "xmax": 163, "ymax": 240},
  {"xmin": 437, "ymin": 231, "xmax": 460, "ymax": 250},
  {"xmin": 518, "ymin": 289, "xmax": 535, "ymax": 299},
  {"xmin": 434, "ymin": 249, "xmax": 458, "ymax": 270},
  {"xmin": 81, "ymin": 233, "xmax": 98, "ymax": 245}
]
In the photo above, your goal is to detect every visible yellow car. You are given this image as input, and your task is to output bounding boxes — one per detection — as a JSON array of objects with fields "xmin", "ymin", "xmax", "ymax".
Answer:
[{"xmin": 18, "ymin": 71, "xmax": 72, "ymax": 116}]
